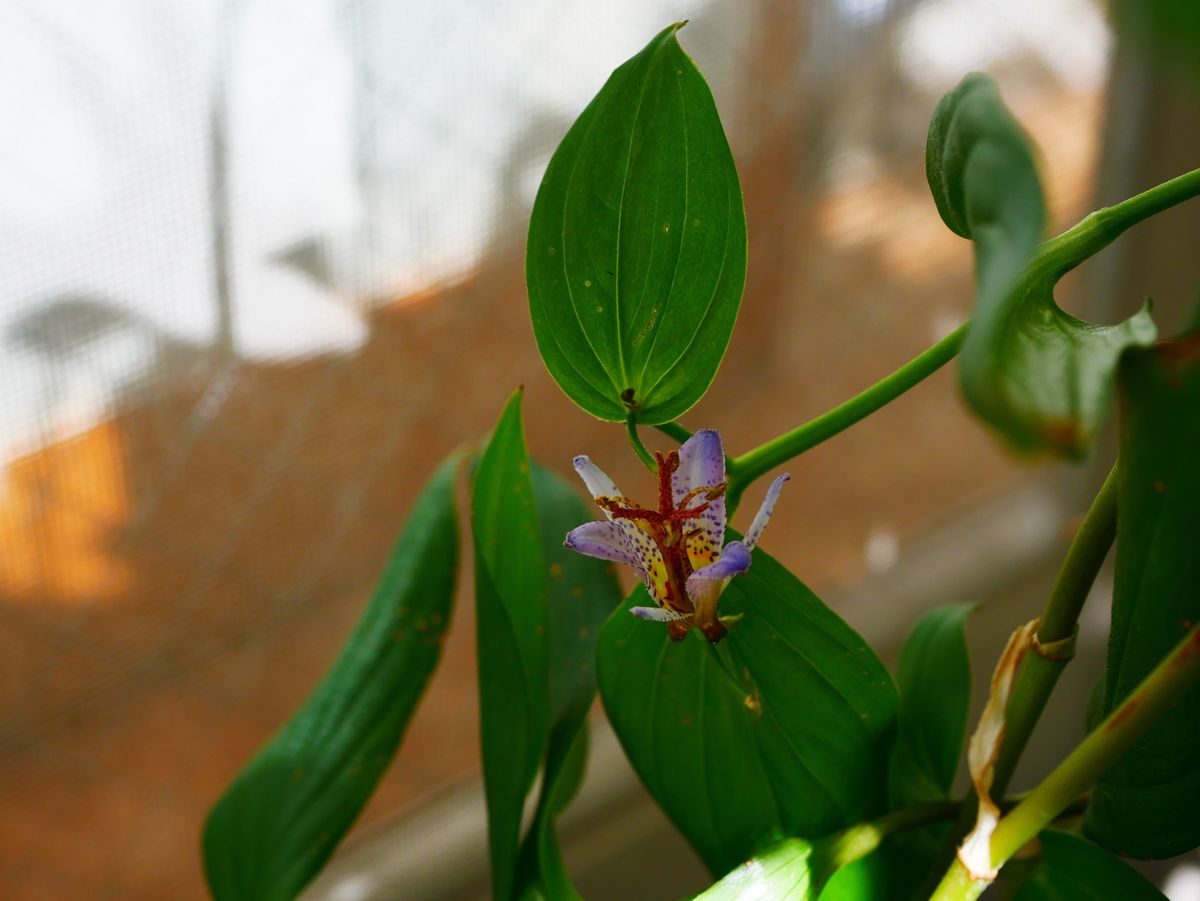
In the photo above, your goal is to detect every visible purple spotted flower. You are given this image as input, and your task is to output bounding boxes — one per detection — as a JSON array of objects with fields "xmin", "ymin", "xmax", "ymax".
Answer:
[{"xmin": 564, "ymin": 429, "xmax": 788, "ymax": 644}]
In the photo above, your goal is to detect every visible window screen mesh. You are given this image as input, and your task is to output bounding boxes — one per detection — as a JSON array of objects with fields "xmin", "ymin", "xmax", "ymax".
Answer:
[{"xmin": 0, "ymin": 1, "xmax": 1109, "ymax": 897}]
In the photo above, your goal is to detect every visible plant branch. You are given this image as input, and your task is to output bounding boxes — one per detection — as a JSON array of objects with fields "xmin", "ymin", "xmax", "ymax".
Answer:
[
  {"xmin": 930, "ymin": 621, "xmax": 1200, "ymax": 901},
  {"xmin": 725, "ymin": 324, "xmax": 966, "ymax": 509}
]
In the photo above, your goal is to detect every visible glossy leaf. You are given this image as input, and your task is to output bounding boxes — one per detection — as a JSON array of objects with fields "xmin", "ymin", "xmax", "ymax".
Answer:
[
  {"xmin": 597, "ymin": 538, "xmax": 897, "ymax": 875},
  {"xmin": 527, "ymin": 23, "xmax": 747, "ymax": 424},
  {"xmin": 1014, "ymin": 831, "xmax": 1166, "ymax": 900},
  {"xmin": 927, "ymin": 74, "xmax": 1156, "ymax": 456},
  {"xmin": 202, "ymin": 455, "xmax": 460, "ymax": 901},
  {"xmin": 695, "ymin": 838, "xmax": 818, "ymax": 901},
  {"xmin": 1085, "ymin": 337, "xmax": 1200, "ymax": 858},
  {"xmin": 888, "ymin": 604, "xmax": 973, "ymax": 807},
  {"xmin": 472, "ymin": 390, "xmax": 550, "ymax": 899},
  {"xmin": 698, "ymin": 828, "xmax": 935, "ymax": 901},
  {"xmin": 817, "ymin": 830, "xmax": 943, "ymax": 901},
  {"xmin": 515, "ymin": 464, "xmax": 623, "ymax": 899}
]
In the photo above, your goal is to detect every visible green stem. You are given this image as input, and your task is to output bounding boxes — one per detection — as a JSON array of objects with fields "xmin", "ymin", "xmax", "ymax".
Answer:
[
  {"xmin": 817, "ymin": 795, "xmax": 1083, "ymax": 883},
  {"xmin": 625, "ymin": 416, "xmax": 657, "ymax": 473},
  {"xmin": 922, "ymin": 463, "xmax": 1118, "ymax": 892},
  {"xmin": 930, "ymin": 621, "xmax": 1200, "ymax": 901},
  {"xmin": 991, "ymin": 462, "xmax": 1119, "ymax": 796},
  {"xmin": 726, "ymin": 324, "xmax": 966, "ymax": 509},
  {"xmin": 1039, "ymin": 167, "xmax": 1200, "ymax": 276}
]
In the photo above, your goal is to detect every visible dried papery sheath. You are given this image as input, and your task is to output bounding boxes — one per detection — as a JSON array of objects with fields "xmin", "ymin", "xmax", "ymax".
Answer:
[
  {"xmin": 565, "ymin": 429, "xmax": 787, "ymax": 644},
  {"xmin": 959, "ymin": 618, "xmax": 1039, "ymax": 880}
]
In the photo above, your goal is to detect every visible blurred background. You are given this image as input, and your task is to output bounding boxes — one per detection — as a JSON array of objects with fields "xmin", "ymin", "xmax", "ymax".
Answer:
[{"xmin": 2, "ymin": 0, "xmax": 1199, "ymax": 898}]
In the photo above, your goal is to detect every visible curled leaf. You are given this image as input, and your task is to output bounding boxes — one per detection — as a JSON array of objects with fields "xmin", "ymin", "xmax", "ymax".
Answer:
[{"xmin": 927, "ymin": 74, "xmax": 1156, "ymax": 456}]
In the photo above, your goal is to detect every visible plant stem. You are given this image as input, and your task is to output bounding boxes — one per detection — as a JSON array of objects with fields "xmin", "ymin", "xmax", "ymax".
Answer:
[
  {"xmin": 625, "ymin": 416, "xmax": 657, "ymax": 473},
  {"xmin": 922, "ymin": 463, "xmax": 1118, "ymax": 891},
  {"xmin": 929, "ymin": 621, "xmax": 1200, "ymax": 901},
  {"xmin": 1039, "ymin": 167, "xmax": 1200, "ymax": 276},
  {"xmin": 725, "ymin": 324, "xmax": 966, "ymax": 509},
  {"xmin": 991, "ymin": 462, "xmax": 1119, "ymax": 796}
]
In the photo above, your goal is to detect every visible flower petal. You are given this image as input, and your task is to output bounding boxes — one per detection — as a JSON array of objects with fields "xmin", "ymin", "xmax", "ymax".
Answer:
[
  {"xmin": 673, "ymin": 429, "xmax": 727, "ymax": 569},
  {"xmin": 567, "ymin": 517, "xmax": 675, "ymax": 612},
  {"xmin": 564, "ymin": 520, "xmax": 640, "ymax": 567},
  {"xmin": 744, "ymin": 473, "xmax": 789, "ymax": 551},
  {"xmin": 685, "ymin": 540, "xmax": 752, "ymax": 639},
  {"xmin": 630, "ymin": 605, "xmax": 688, "ymax": 622},
  {"xmin": 685, "ymin": 540, "xmax": 752, "ymax": 599},
  {"xmin": 573, "ymin": 455, "xmax": 624, "ymax": 509}
]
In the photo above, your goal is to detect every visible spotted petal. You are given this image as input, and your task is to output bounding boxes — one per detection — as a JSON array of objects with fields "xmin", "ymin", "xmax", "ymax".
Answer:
[
  {"xmin": 673, "ymin": 429, "xmax": 728, "ymax": 570},
  {"xmin": 685, "ymin": 540, "xmax": 752, "ymax": 600},
  {"xmin": 744, "ymin": 473, "xmax": 789, "ymax": 550},
  {"xmin": 685, "ymin": 540, "xmax": 752, "ymax": 631},
  {"xmin": 564, "ymin": 520, "xmax": 640, "ymax": 567}
]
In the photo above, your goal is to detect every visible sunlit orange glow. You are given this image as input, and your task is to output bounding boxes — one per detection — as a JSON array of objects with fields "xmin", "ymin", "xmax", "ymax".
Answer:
[{"xmin": 0, "ymin": 422, "xmax": 131, "ymax": 606}]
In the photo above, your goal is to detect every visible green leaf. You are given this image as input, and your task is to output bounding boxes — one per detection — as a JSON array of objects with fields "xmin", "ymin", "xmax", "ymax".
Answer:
[
  {"xmin": 698, "ymin": 827, "xmax": 936, "ymax": 901},
  {"xmin": 888, "ymin": 604, "xmax": 973, "ymax": 807},
  {"xmin": 1084, "ymin": 337, "xmax": 1200, "ymax": 858},
  {"xmin": 515, "ymin": 464, "xmax": 623, "ymax": 899},
  {"xmin": 202, "ymin": 455, "xmax": 460, "ymax": 901},
  {"xmin": 817, "ymin": 831, "xmax": 942, "ymax": 901},
  {"xmin": 694, "ymin": 838, "xmax": 819, "ymax": 901},
  {"xmin": 527, "ymin": 22, "xmax": 747, "ymax": 424},
  {"xmin": 927, "ymin": 74, "xmax": 1156, "ymax": 456},
  {"xmin": 472, "ymin": 390, "xmax": 550, "ymax": 899},
  {"xmin": 596, "ymin": 539, "xmax": 897, "ymax": 875},
  {"xmin": 1014, "ymin": 831, "xmax": 1166, "ymax": 900}
]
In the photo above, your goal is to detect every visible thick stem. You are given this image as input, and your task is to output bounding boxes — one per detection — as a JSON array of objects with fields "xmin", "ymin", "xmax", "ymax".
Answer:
[
  {"xmin": 930, "ymin": 622, "xmax": 1200, "ymax": 901},
  {"xmin": 923, "ymin": 464, "xmax": 1118, "ymax": 891},
  {"xmin": 993, "ymin": 622, "xmax": 1200, "ymax": 860},
  {"xmin": 726, "ymin": 324, "xmax": 966, "ymax": 509},
  {"xmin": 991, "ymin": 463, "xmax": 1119, "ymax": 796}
]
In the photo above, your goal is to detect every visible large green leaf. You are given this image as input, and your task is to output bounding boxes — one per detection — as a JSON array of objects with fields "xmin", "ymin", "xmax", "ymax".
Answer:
[
  {"xmin": 596, "ymin": 539, "xmax": 897, "ymax": 875},
  {"xmin": 202, "ymin": 455, "xmax": 460, "ymax": 901},
  {"xmin": 472, "ymin": 391, "xmax": 550, "ymax": 899},
  {"xmin": 527, "ymin": 23, "xmax": 747, "ymax": 424},
  {"xmin": 1014, "ymin": 831, "xmax": 1166, "ymax": 900},
  {"xmin": 515, "ymin": 464, "xmax": 623, "ymax": 899},
  {"xmin": 927, "ymin": 74, "xmax": 1156, "ymax": 456},
  {"xmin": 1084, "ymin": 337, "xmax": 1200, "ymax": 858},
  {"xmin": 888, "ymin": 604, "xmax": 973, "ymax": 807}
]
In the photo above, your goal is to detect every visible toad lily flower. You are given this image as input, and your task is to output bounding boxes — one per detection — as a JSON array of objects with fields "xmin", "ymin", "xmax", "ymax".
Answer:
[{"xmin": 565, "ymin": 429, "xmax": 788, "ymax": 644}]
